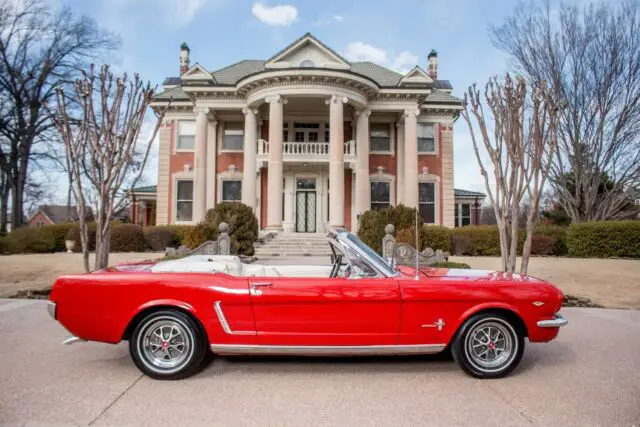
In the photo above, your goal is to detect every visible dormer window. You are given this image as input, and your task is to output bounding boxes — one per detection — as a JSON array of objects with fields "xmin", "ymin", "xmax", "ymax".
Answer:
[{"xmin": 300, "ymin": 59, "xmax": 315, "ymax": 68}]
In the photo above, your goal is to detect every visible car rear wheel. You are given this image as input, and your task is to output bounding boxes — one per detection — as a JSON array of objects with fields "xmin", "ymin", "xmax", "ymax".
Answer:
[
  {"xmin": 451, "ymin": 313, "xmax": 524, "ymax": 379},
  {"xmin": 129, "ymin": 310, "xmax": 208, "ymax": 380}
]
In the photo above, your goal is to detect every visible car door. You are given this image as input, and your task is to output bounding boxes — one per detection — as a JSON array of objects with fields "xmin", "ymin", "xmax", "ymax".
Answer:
[{"xmin": 249, "ymin": 275, "xmax": 401, "ymax": 346}]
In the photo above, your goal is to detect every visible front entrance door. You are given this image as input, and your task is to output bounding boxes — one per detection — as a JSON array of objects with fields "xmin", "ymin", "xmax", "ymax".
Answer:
[{"xmin": 296, "ymin": 178, "xmax": 316, "ymax": 232}]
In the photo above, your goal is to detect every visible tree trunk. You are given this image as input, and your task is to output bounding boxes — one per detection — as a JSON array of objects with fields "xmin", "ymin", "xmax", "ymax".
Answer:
[
  {"xmin": 10, "ymin": 180, "xmax": 24, "ymax": 230},
  {"xmin": 0, "ymin": 173, "xmax": 9, "ymax": 233},
  {"xmin": 520, "ymin": 214, "xmax": 535, "ymax": 275}
]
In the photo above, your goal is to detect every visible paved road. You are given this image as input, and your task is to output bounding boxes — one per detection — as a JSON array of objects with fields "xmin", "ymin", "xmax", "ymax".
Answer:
[{"xmin": 0, "ymin": 300, "xmax": 638, "ymax": 427}]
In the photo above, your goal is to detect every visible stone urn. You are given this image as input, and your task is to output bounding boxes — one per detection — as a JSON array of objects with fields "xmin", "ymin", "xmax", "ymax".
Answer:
[{"xmin": 65, "ymin": 239, "xmax": 76, "ymax": 253}]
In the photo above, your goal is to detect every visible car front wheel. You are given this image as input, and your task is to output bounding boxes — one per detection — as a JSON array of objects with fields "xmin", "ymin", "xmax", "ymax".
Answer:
[
  {"xmin": 451, "ymin": 313, "xmax": 525, "ymax": 379},
  {"xmin": 129, "ymin": 310, "xmax": 208, "ymax": 380}
]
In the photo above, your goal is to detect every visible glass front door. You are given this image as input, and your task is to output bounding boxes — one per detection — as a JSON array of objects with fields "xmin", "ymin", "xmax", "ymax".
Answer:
[{"xmin": 296, "ymin": 178, "xmax": 317, "ymax": 233}]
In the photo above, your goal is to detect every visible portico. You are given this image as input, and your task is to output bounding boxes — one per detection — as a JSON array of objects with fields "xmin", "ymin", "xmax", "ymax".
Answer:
[{"xmin": 150, "ymin": 33, "xmax": 464, "ymax": 231}]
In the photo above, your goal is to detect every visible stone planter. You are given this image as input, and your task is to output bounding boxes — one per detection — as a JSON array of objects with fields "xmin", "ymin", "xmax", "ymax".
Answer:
[{"xmin": 65, "ymin": 239, "xmax": 76, "ymax": 253}]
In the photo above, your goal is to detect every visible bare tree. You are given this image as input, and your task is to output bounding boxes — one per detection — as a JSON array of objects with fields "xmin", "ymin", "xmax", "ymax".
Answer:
[
  {"xmin": 0, "ymin": 169, "xmax": 8, "ymax": 232},
  {"xmin": 0, "ymin": 0, "xmax": 116, "ymax": 230},
  {"xmin": 461, "ymin": 75, "xmax": 560, "ymax": 274},
  {"xmin": 51, "ymin": 65, "xmax": 167, "ymax": 271},
  {"xmin": 491, "ymin": 1, "xmax": 640, "ymax": 222}
]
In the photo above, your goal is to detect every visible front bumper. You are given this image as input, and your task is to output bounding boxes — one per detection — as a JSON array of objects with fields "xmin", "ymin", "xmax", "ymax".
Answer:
[
  {"xmin": 537, "ymin": 313, "xmax": 568, "ymax": 328},
  {"xmin": 47, "ymin": 301, "xmax": 56, "ymax": 320}
]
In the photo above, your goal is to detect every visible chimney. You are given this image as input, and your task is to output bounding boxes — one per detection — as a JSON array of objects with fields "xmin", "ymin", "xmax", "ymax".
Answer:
[
  {"xmin": 427, "ymin": 49, "xmax": 438, "ymax": 80},
  {"xmin": 180, "ymin": 42, "xmax": 190, "ymax": 76}
]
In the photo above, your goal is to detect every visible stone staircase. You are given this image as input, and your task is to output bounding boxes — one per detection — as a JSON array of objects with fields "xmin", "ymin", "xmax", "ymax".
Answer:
[{"xmin": 254, "ymin": 232, "xmax": 332, "ymax": 257}]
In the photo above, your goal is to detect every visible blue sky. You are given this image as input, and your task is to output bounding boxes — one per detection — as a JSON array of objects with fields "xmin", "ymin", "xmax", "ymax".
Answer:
[{"xmin": 43, "ymin": 0, "xmax": 596, "ymax": 200}]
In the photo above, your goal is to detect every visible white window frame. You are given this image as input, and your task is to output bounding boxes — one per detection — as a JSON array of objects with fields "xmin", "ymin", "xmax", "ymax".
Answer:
[
  {"xmin": 220, "ymin": 121, "xmax": 245, "ymax": 152},
  {"xmin": 176, "ymin": 120, "xmax": 196, "ymax": 152},
  {"xmin": 172, "ymin": 173, "xmax": 195, "ymax": 225},
  {"xmin": 418, "ymin": 173, "xmax": 440, "ymax": 225},
  {"xmin": 217, "ymin": 169, "xmax": 244, "ymax": 203},
  {"xmin": 370, "ymin": 122, "xmax": 394, "ymax": 154},
  {"xmin": 221, "ymin": 179, "xmax": 242, "ymax": 203},
  {"xmin": 369, "ymin": 171, "xmax": 396, "ymax": 209},
  {"xmin": 417, "ymin": 121, "xmax": 438, "ymax": 155}
]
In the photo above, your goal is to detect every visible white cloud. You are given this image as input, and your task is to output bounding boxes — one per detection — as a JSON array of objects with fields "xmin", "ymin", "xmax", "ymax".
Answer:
[
  {"xmin": 170, "ymin": 0, "xmax": 208, "ymax": 26},
  {"xmin": 391, "ymin": 50, "xmax": 419, "ymax": 74},
  {"xmin": 344, "ymin": 42, "xmax": 420, "ymax": 74},
  {"xmin": 333, "ymin": 14, "xmax": 344, "ymax": 22},
  {"xmin": 344, "ymin": 42, "xmax": 388, "ymax": 64},
  {"xmin": 313, "ymin": 14, "xmax": 345, "ymax": 27},
  {"xmin": 252, "ymin": 2, "xmax": 298, "ymax": 26}
]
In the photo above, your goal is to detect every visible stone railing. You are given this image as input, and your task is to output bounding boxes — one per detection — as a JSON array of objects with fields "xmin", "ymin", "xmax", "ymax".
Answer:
[
  {"xmin": 381, "ymin": 223, "xmax": 449, "ymax": 267},
  {"xmin": 257, "ymin": 139, "xmax": 356, "ymax": 160},
  {"xmin": 165, "ymin": 222, "xmax": 231, "ymax": 257}
]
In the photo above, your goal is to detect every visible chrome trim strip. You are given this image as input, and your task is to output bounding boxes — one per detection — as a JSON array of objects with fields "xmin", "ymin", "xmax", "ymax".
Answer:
[
  {"xmin": 47, "ymin": 301, "xmax": 56, "ymax": 320},
  {"xmin": 213, "ymin": 301, "xmax": 256, "ymax": 336},
  {"xmin": 210, "ymin": 343, "xmax": 446, "ymax": 356},
  {"xmin": 63, "ymin": 336, "xmax": 86, "ymax": 345},
  {"xmin": 537, "ymin": 313, "xmax": 568, "ymax": 328}
]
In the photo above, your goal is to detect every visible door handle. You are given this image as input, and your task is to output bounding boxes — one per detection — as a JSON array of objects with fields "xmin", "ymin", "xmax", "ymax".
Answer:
[{"xmin": 250, "ymin": 282, "xmax": 272, "ymax": 296}]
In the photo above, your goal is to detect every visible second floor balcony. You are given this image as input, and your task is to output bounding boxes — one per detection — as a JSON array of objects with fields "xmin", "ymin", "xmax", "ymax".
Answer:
[{"xmin": 256, "ymin": 139, "xmax": 357, "ymax": 163}]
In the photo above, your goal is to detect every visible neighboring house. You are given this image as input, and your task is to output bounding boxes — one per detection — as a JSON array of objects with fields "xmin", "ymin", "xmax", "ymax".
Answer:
[
  {"xmin": 147, "ymin": 33, "xmax": 481, "ymax": 232},
  {"xmin": 128, "ymin": 185, "xmax": 158, "ymax": 226},
  {"xmin": 27, "ymin": 205, "xmax": 93, "ymax": 227}
]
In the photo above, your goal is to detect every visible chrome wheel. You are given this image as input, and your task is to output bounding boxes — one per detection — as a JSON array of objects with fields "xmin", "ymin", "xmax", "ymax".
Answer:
[
  {"xmin": 136, "ymin": 316, "xmax": 195, "ymax": 374},
  {"xmin": 464, "ymin": 319, "xmax": 517, "ymax": 372}
]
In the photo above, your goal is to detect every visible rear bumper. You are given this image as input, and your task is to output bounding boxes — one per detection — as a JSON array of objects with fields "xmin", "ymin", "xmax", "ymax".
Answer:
[
  {"xmin": 537, "ymin": 313, "xmax": 568, "ymax": 328},
  {"xmin": 47, "ymin": 301, "xmax": 57, "ymax": 320}
]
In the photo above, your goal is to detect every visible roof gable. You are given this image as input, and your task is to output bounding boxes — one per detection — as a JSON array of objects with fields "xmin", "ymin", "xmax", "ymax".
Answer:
[
  {"xmin": 181, "ymin": 63, "xmax": 216, "ymax": 82},
  {"xmin": 265, "ymin": 33, "xmax": 350, "ymax": 70},
  {"xmin": 398, "ymin": 66, "xmax": 433, "ymax": 86}
]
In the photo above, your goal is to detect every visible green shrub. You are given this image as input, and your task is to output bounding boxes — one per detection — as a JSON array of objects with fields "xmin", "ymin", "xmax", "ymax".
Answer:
[
  {"xmin": 44, "ymin": 224, "xmax": 75, "ymax": 252},
  {"xmin": 396, "ymin": 227, "xmax": 426, "ymax": 250},
  {"xmin": 424, "ymin": 226, "xmax": 453, "ymax": 252},
  {"xmin": 202, "ymin": 202, "xmax": 258, "ymax": 256},
  {"xmin": 65, "ymin": 223, "xmax": 97, "ymax": 251},
  {"xmin": 358, "ymin": 205, "xmax": 422, "ymax": 254},
  {"xmin": 0, "ymin": 235, "xmax": 9, "ymax": 255},
  {"xmin": 143, "ymin": 226, "xmax": 179, "ymax": 251},
  {"xmin": 4, "ymin": 227, "xmax": 56, "ymax": 253},
  {"xmin": 183, "ymin": 223, "xmax": 217, "ymax": 249},
  {"xmin": 453, "ymin": 225, "xmax": 501, "ymax": 256},
  {"xmin": 534, "ymin": 224, "xmax": 568, "ymax": 256},
  {"xmin": 431, "ymin": 261, "xmax": 471, "ymax": 269},
  {"xmin": 110, "ymin": 224, "xmax": 146, "ymax": 252},
  {"xmin": 452, "ymin": 235, "xmax": 472, "ymax": 255},
  {"xmin": 166, "ymin": 225, "xmax": 194, "ymax": 246},
  {"xmin": 529, "ymin": 235, "xmax": 557, "ymax": 256},
  {"xmin": 567, "ymin": 221, "xmax": 640, "ymax": 258}
]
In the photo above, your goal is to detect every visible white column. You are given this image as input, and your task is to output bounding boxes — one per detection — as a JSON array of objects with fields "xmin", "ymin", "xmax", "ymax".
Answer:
[
  {"xmin": 354, "ymin": 108, "xmax": 371, "ymax": 219},
  {"xmin": 396, "ymin": 122, "xmax": 405, "ymax": 206},
  {"xmin": 404, "ymin": 108, "xmax": 419, "ymax": 208},
  {"xmin": 193, "ymin": 106, "xmax": 209, "ymax": 222},
  {"xmin": 242, "ymin": 107, "xmax": 258, "ymax": 212},
  {"xmin": 206, "ymin": 119, "xmax": 218, "ymax": 211},
  {"xmin": 327, "ymin": 95, "xmax": 347, "ymax": 228},
  {"xmin": 266, "ymin": 95, "xmax": 286, "ymax": 230}
]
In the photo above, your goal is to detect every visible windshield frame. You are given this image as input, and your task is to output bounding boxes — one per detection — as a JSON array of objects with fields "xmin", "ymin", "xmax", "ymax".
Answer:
[{"xmin": 331, "ymin": 231, "xmax": 400, "ymax": 278}]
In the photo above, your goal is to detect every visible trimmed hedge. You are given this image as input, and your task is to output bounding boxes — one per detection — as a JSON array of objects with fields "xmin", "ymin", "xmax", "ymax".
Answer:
[
  {"xmin": 143, "ymin": 226, "xmax": 179, "ymax": 251},
  {"xmin": 65, "ymin": 223, "xmax": 97, "ymax": 251},
  {"xmin": 359, "ymin": 205, "xmax": 422, "ymax": 254},
  {"xmin": 46, "ymin": 224, "xmax": 75, "ymax": 252},
  {"xmin": 530, "ymin": 235, "xmax": 557, "ymax": 256},
  {"xmin": 431, "ymin": 261, "xmax": 471, "ymax": 269},
  {"xmin": 1, "ymin": 227, "xmax": 57, "ymax": 253},
  {"xmin": 567, "ymin": 221, "xmax": 640, "ymax": 258},
  {"xmin": 202, "ymin": 202, "xmax": 259, "ymax": 256},
  {"xmin": 424, "ymin": 226, "xmax": 453, "ymax": 253},
  {"xmin": 396, "ymin": 227, "xmax": 426, "ymax": 251},
  {"xmin": 110, "ymin": 224, "xmax": 146, "ymax": 252},
  {"xmin": 533, "ymin": 224, "xmax": 568, "ymax": 256},
  {"xmin": 183, "ymin": 223, "xmax": 217, "ymax": 250},
  {"xmin": 453, "ymin": 225, "xmax": 502, "ymax": 256}
]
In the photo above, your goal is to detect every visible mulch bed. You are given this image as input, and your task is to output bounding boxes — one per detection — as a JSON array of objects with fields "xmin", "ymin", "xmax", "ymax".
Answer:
[
  {"xmin": 10, "ymin": 288, "xmax": 51, "ymax": 300},
  {"xmin": 563, "ymin": 294, "xmax": 602, "ymax": 308}
]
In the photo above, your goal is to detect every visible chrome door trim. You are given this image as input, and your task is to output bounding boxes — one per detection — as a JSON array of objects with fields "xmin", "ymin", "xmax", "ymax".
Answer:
[
  {"xmin": 213, "ymin": 301, "xmax": 256, "ymax": 336},
  {"xmin": 210, "ymin": 343, "xmax": 446, "ymax": 355}
]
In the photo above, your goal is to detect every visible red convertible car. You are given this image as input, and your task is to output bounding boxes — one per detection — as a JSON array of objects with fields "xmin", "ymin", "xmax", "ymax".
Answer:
[{"xmin": 47, "ymin": 230, "xmax": 567, "ymax": 380}]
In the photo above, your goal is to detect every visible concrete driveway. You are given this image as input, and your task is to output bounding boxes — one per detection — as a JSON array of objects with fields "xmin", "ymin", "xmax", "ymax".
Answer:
[{"xmin": 0, "ymin": 300, "xmax": 638, "ymax": 427}]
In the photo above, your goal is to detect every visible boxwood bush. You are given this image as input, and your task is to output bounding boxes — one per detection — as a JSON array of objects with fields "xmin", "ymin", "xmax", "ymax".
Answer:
[
  {"xmin": 2, "ymin": 227, "xmax": 57, "ymax": 253},
  {"xmin": 452, "ymin": 225, "xmax": 502, "ymax": 256},
  {"xmin": 202, "ymin": 202, "xmax": 258, "ymax": 256},
  {"xmin": 110, "ymin": 224, "xmax": 146, "ymax": 252},
  {"xmin": 183, "ymin": 223, "xmax": 217, "ymax": 250},
  {"xmin": 567, "ymin": 221, "xmax": 640, "ymax": 258},
  {"xmin": 424, "ymin": 226, "xmax": 453, "ymax": 253},
  {"xmin": 358, "ymin": 205, "xmax": 422, "ymax": 254},
  {"xmin": 143, "ymin": 226, "xmax": 179, "ymax": 251}
]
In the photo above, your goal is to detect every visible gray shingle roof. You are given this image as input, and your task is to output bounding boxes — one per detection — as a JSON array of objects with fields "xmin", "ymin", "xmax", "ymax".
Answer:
[
  {"xmin": 455, "ymin": 189, "xmax": 486, "ymax": 198},
  {"xmin": 131, "ymin": 185, "xmax": 158, "ymax": 193},
  {"xmin": 36, "ymin": 205, "xmax": 93, "ymax": 224},
  {"xmin": 350, "ymin": 62, "xmax": 403, "ymax": 86},
  {"xmin": 154, "ymin": 86, "xmax": 189, "ymax": 101},
  {"xmin": 212, "ymin": 60, "xmax": 266, "ymax": 85},
  {"xmin": 425, "ymin": 90, "xmax": 462, "ymax": 104}
]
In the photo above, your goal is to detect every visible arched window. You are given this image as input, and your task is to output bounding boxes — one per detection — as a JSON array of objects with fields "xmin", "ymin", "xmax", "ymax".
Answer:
[{"xmin": 300, "ymin": 59, "xmax": 315, "ymax": 68}]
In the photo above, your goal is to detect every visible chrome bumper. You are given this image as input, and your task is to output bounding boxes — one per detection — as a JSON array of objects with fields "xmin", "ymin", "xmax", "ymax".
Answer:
[
  {"xmin": 537, "ymin": 313, "xmax": 568, "ymax": 328},
  {"xmin": 47, "ymin": 301, "xmax": 56, "ymax": 320}
]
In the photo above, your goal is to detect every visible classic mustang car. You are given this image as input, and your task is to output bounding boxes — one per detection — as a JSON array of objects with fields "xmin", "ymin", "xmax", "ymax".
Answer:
[{"xmin": 47, "ymin": 230, "xmax": 567, "ymax": 380}]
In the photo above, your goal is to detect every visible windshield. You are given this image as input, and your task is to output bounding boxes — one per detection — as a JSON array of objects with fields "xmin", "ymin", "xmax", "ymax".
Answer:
[{"xmin": 344, "ymin": 233, "xmax": 399, "ymax": 277}]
